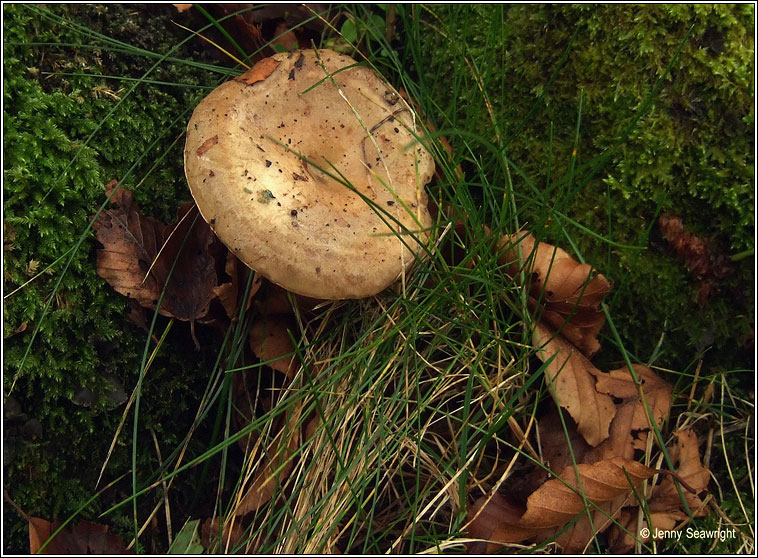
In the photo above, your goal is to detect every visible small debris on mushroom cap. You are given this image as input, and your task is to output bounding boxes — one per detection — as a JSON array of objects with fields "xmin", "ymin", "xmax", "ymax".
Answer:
[{"xmin": 184, "ymin": 49, "xmax": 435, "ymax": 299}]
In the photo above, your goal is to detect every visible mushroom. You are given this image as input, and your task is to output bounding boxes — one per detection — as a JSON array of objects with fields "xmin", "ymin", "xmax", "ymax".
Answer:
[{"xmin": 184, "ymin": 49, "xmax": 435, "ymax": 300}]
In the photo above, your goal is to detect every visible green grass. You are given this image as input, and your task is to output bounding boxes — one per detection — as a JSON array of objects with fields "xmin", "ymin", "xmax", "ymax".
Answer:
[{"xmin": 3, "ymin": 4, "xmax": 753, "ymax": 554}]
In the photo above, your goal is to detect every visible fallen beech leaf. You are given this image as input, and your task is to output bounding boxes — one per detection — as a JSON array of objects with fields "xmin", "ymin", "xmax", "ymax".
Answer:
[
  {"xmin": 501, "ymin": 232, "xmax": 611, "ymax": 357},
  {"xmin": 213, "ymin": 251, "xmax": 260, "ymax": 320},
  {"xmin": 649, "ymin": 430, "xmax": 710, "ymax": 517},
  {"xmin": 467, "ymin": 493, "xmax": 537, "ymax": 553},
  {"xmin": 158, "ymin": 202, "xmax": 218, "ymax": 323},
  {"xmin": 272, "ymin": 21, "xmax": 298, "ymax": 51},
  {"xmin": 519, "ymin": 457, "xmax": 656, "ymax": 530},
  {"xmin": 538, "ymin": 410, "xmax": 592, "ymax": 477},
  {"xmin": 549, "ymin": 491, "xmax": 632, "ymax": 553},
  {"xmin": 172, "ymin": 4, "xmax": 193, "ymax": 13},
  {"xmin": 533, "ymin": 324, "xmax": 616, "ymax": 447},
  {"xmin": 587, "ymin": 364, "xmax": 673, "ymax": 462},
  {"xmin": 466, "ymin": 458, "xmax": 657, "ymax": 553},
  {"xmin": 94, "ymin": 188, "xmax": 220, "ymax": 338},
  {"xmin": 608, "ymin": 430, "xmax": 711, "ymax": 553},
  {"xmin": 249, "ymin": 315, "xmax": 298, "ymax": 378},
  {"xmin": 235, "ymin": 57, "xmax": 281, "ymax": 85},
  {"xmin": 93, "ymin": 187, "xmax": 164, "ymax": 309},
  {"xmin": 28, "ymin": 517, "xmax": 132, "ymax": 555}
]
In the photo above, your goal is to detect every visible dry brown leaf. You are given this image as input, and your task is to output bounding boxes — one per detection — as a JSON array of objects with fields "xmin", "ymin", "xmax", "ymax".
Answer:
[
  {"xmin": 158, "ymin": 202, "xmax": 219, "ymax": 324},
  {"xmin": 528, "ymin": 366, "xmax": 676, "ymax": 553},
  {"xmin": 235, "ymin": 57, "xmax": 281, "ymax": 85},
  {"xmin": 94, "ymin": 188, "xmax": 219, "ymax": 327},
  {"xmin": 649, "ymin": 430, "xmax": 710, "ymax": 517},
  {"xmin": 586, "ymin": 364, "xmax": 673, "ymax": 462},
  {"xmin": 212, "ymin": 251, "xmax": 260, "ymax": 320},
  {"xmin": 467, "ymin": 493, "xmax": 536, "ymax": 553},
  {"xmin": 533, "ymin": 324, "xmax": 616, "ymax": 447},
  {"xmin": 249, "ymin": 315, "xmax": 298, "ymax": 378},
  {"xmin": 607, "ymin": 430, "xmax": 711, "ymax": 552},
  {"xmin": 93, "ymin": 186, "xmax": 164, "ymax": 309},
  {"xmin": 549, "ymin": 491, "xmax": 632, "ymax": 553},
  {"xmin": 501, "ymin": 232, "xmax": 611, "ymax": 357},
  {"xmin": 465, "ymin": 458, "xmax": 657, "ymax": 553},
  {"xmin": 537, "ymin": 410, "xmax": 592, "ymax": 477},
  {"xmin": 28, "ymin": 517, "xmax": 132, "ymax": 555},
  {"xmin": 94, "ymin": 186, "xmax": 223, "ymax": 350},
  {"xmin": 518, "ymin": 457, "xmax": 656, "ymax": 530},
  {"xmin": 537, "ymin": 365, "xmax": 673, "ymax": 465}
]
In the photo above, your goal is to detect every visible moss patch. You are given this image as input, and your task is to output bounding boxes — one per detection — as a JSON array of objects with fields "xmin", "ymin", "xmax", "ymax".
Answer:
[
  {"xmin": 414, "ymin": 4, "xmax": 754, "ymax": 372},
  {"xmin": 3, "ymin": 4, "xmax": 222, "ymax": 552}
]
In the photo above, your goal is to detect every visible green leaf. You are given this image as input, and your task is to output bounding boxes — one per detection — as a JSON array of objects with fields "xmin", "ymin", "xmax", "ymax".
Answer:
[
  {"xmin": 168, "ymin": 519, "xmax": 204, "ymax": 554},
  {"xmin": 341, "ymin": 18, "xmax": 358, "ymax": 43}
]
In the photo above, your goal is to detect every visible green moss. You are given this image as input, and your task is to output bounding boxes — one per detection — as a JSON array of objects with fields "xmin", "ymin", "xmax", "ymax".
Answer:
[
  {"xmin": 415, "ymin": 4, "xmax": 754, "ymax": 372},
  {"xmin": 3, "ymin": 4, "xmax": 220, "ymax": 552}
]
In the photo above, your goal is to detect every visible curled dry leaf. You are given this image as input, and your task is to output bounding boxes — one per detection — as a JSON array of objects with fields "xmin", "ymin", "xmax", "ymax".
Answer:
[
  {"xmin": 466, "ymin": 458, "xmax": 657, "ymax": 553},
  {"xmin": 518, "ymin": 457, "xmax": 657, "ymax": 530},
  {"xmin": 586, "ymin": 364, "xmax": 673, "ymax": 462},
  {"xmin": 235, "ymin": 57, "xmax": 281, "ymax": 86},
  {"xmin": 159, "ymin": 201, "xmax": 219, "ymax": 323},
  {"xmin": 533, "ymin": 324, "xmax": 616, "ymax": 447},
  {"xmin": 28, "ymin": 516, "xmax": 132, "ymax": 555},
  {"xmin": 94, "ymin": 187, "xmax": 220, "ymax": 335},
  {"xmin": 472, "ymin": 363, "xmax": 679, "ymax": 553},
  {"xmin": 93, "ymin": 186, "xmax": 164, "ymax": 310},
  {"xmin": 467, "ymin": 493, "xmax": 536, "ymax": 553},
  {"xmin": 212, "ymin": 250, "xmax": 261, "ymax": 320},
  {"xmin": 249, "ymin": 315, "xmax": 298, "ymax": 378},
  {"xmin": 500, "ymin": 231, "xmax": 611, "ymax": 357},
  {"xmin": 536, "ymin": 410, "xmax": 592, "ymax": 480},
  {"xmin": 608, "ymin": 430, "xmax": 711, "ymax": 553},
  {"xmin": 649, "ymin": 430, "xmax": 710, "ymax": 517}
]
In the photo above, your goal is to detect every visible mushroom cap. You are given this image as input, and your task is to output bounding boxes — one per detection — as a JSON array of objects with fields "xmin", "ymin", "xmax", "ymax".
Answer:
[{"xmin": 184, "ymin": 49, "xmax": 435, "ymax": 300}]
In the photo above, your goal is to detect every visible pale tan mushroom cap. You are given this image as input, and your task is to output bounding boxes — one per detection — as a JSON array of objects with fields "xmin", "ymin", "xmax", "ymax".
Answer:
[{"xmin": 184, "ymin": 49, "xmax": 435, "ymax": 299}]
